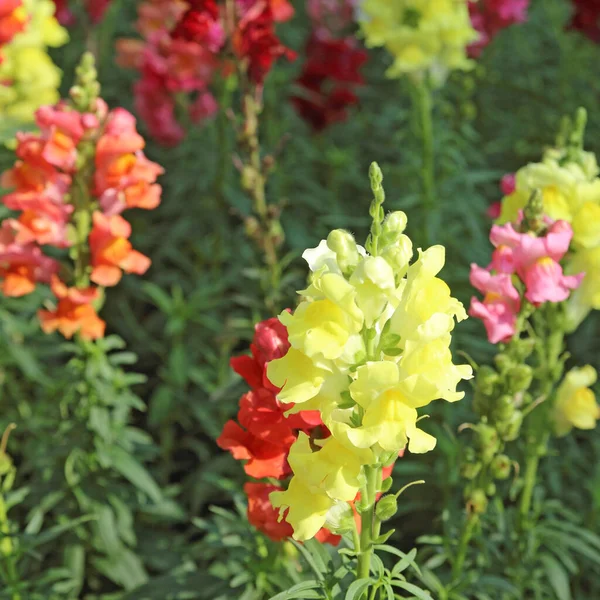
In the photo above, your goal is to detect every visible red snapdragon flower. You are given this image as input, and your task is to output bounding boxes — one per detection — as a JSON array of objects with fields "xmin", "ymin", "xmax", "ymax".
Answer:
[
  {"xmin": 569, "ymin": 0, "xmax": 600, "ymax": 42},
  {"xmin": 38, "ymin": 276, "xmax": 106, "ymax": 340},
  {"xmin": 233, "ymin": 0, "xmax": 296, "ymax": 86},
  {"xmin": 52, "ymin": 0, "xmax": 112, "ymax": 26},
  {"xmin": 218, "ymin": 317, "xmax": 338, "ymax": 543},
  {"xmin": 292, "ymin": 34, "xmax": 367, "ymax": 131}
]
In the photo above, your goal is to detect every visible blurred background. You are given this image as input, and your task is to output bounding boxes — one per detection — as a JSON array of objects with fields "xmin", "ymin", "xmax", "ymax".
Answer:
[{"xmin": 1, "ymin": 0, "xmax": 600, "ymax": 598}]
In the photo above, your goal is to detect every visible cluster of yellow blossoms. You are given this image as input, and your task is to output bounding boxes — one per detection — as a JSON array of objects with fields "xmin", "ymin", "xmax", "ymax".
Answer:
[
  {"xmin": 0, "ymin": 0, "xmax": 67, "ymax": 122},
  {"xmin": 267, "ymin": 166, "xmax": 472, "ymax": 540},
  {"xmin": 498, "ymin": 127, "xmax": 600, "ymax": 330},
  {"xmin": 358, "ymin": 0, "xmax": 478, "ymax": 80}
]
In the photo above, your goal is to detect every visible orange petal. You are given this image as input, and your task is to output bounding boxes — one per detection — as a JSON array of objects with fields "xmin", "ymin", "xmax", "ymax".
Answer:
[
  {"xmin": 120, "ymin": 250, "xmax": 151, "ymax": 275},
  {"xmin": 91, "ymin": 264, "xmax": 122, "ymax": 287}
]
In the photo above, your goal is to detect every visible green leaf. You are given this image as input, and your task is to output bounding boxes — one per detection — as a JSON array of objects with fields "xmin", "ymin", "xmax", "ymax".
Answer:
[
  {"xmin": 109, "ymin": 446, "xmax": 163, "ymax": 503},
  {"xmin": 19, "ymin": 516, "xmax": 96, "ymax": 553},
  {"xmin": 290, "ymin": 540, "xmax": 326, "ymax": 581},
  {"xmin": 345, "ymin": 578, "xmax": 373, "ymax": 600},
  {"xmin": 391, "ymin": 548, "xmax": 418, "ymax": 576},
  {"xmin": 270, "ymin": 581, "xmax": 324, "ymax": 600},
  {"xmin": 540, "ymin": 554, "xmax": 571, "ymax": 600},
  {"xmin": 391, "ymin": 581, "xmax": 432, "ymax": 600}
]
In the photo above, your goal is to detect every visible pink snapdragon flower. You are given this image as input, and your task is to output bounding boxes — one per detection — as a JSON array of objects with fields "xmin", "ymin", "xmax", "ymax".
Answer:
[
  {"xmin": 489, "ymin": 220, "xmax": 583, "ymax": 304},
  {"xmin": 469, "ymin": 265, "xmax": 521, "ymax": 343}
]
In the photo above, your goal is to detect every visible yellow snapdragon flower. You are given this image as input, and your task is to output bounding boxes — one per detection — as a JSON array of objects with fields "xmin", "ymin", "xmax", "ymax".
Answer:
[
  {"xmin": 554, "ymin": 366, "xmax": 599, "ymax": 437},
  {"xmin": 0, "ymin": 0, "xmax": 68, "ymax": 122},
  {"xmin": 358, "ymin": 0, "xmax": 478, "ymax": 80},
  {"xmin": 498, "ymin": 144, "xmax": 600, "ymax": 329},
  {"xmin": 267, "ymin": 171, "xmax": 472, "ymax": 540}
]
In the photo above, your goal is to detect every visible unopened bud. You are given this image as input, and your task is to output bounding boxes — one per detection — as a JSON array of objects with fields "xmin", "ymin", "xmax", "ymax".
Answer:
[
  {"xmin": 380, "ymin": 235, "xmax": 413, "ymax": 276},
  {"xmin": 507, "ymin": 365, "xmax": 533, "ymax": 394},
  {"xmin": 327, "ymin": 229, "xmax": 359, "ymax": 274},
  {"xmin": 477, "ymin": 424, "xmax": 500, "ymax": 463},
  {"xmin": 486, "ymin": 483, "xmax": 497, "ymax": 497},
  {"xmin": 494, "ymin": 353, "xmax": 512, "ymax": 373},
  {"xmin": 461, "ymin": 461, "xmax": 481, "ymax": 480},
  {"xmin": 476, "ymin": 365, "xmax": 499, "ymax": 396},
  {"xmin": 382, "ymin": 211, "xmax": 407, "ymax": 237},
  {"xmin": 491, "ymin": 454, "xmax": 511, "ymax": 480},
  {"xmin": 469, "ymin": 489, "xmax": 488, "ymax": 514},
  {"xmin": 494, "ymin": 394, "xmax": 515, "ymax": 421},
  {"xmin": 498, "ymin": 411, "xmax": 523, "ymax": 442},
  {"xmin": 325, "ymin": 502, "xmax": 355, "ymax": 534},
  {"xmin": 513, "ymin": 337, "xmax": 535, "ymax": 361},
  {"xmin": 375, "ymin": 495, "xmax": 398, "ymax": 522}
]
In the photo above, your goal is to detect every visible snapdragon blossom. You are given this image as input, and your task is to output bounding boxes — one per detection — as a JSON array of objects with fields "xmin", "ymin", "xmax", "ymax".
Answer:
[
  {"xmin": 358, "ymin": 0, "xmax": 478, "ymax": 80},
  {"xmin": 568, "ymin": 0, "xmax": 600, "ymax": 43},
  {"xmin": 470, "ymin": 217, "xmax": 583, "ymax": 344},
  {"xmin": 468, "ymin": 0, "xmax": 529, "ymax": 57},
  {"xmin": 497, "ymin": 133, "xmax": 600, "ymax": 329}
]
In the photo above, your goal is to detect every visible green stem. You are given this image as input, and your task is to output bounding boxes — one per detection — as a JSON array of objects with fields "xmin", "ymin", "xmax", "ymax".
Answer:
[
  {"xmin": 412, "ymin": 77, "xmax": 436, "ymax": 243},
  {"xmin": 356, "ymin": 465, "xmax": 380, "ymax": 590},
  {"xmin": 519, "ymin": 313, "xmax": 564, "ymax": 526},
  {"xmin": 519, "ymin": 455, "xmax": 539, "ymax": 523},
  {"xmin": 452, "ymin": 513, "xmax": 478, "ymax": 580},
  {"xmin": 0, "ymin": 495, "xmax": 21, "ymax": 600},
  {"xmin": 241, "ymin": 93, "xmax": 281, "ymax": 313}
]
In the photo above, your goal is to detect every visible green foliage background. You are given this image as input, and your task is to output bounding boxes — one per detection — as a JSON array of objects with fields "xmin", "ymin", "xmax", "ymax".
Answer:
[{"xmin": 1, "ymin": 0, "xmax": 600, "ymax": 598}]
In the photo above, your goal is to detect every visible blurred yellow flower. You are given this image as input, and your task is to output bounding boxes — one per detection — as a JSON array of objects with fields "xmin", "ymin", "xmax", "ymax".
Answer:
[
  {"xmin": 0, "ymin": 0, "xmax": 68, "ymax": 122},
  {"xmin": 358, "ymin": 0, "xmax": 478, "ymax": 81},
  {"xmin": 554, "ymin": 366, "xmax": 599, "ymax": 437}
]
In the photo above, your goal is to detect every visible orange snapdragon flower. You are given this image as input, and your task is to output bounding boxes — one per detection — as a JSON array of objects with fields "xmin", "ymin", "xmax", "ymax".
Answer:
[
  {"xmin": 0, "ymin": 0, "xmax": 27, "ymax": 56},
  {"xmin": 89, "ymin": 211, "xmax": 150, "ymax": 287},
  {"xmin": 95, "ymin": 108, "xmax": 163, "ymax": 214},
  {"xmin": 38, "ymin": 276, "xmax": 105, "ymax": 340}
]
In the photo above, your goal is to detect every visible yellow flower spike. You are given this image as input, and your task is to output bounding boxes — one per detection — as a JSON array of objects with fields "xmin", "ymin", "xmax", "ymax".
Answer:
[
  {"xmin": 266, "ymin": 347, "xmax": 326, "ymax": 405},
  {"xmin": 398, "ymin": 338, "xmax": 473, "ymax": 407},
  {"xmin": 270, "ymin": 477, "xmax": 334, "ymax": 541},
  {"xmin": 268, "ymin": 166, "xmax": 471, "ymax": 541},
  {"xmin": 289, "ymin": 433, "xmax": 372, "ymax": 501},
  {"xmin": 554, "ymin": 366, "xmax": 599, "ymax": 437}
]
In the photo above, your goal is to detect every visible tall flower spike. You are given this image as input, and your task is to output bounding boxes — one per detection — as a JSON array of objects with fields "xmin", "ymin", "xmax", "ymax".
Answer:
[
  {"xmin": 497, "ymin": 108, "xmax": 600, "ymax": 329},
  {"xmin": 267, "ymin": 164, "xmax": 472, "ymax": 540},
  {"xmin": 0, "ymin": 52, "xmax": 163, "ymax": 340}
]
